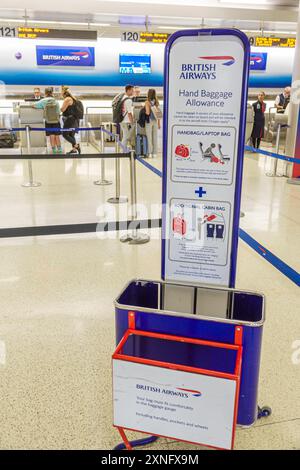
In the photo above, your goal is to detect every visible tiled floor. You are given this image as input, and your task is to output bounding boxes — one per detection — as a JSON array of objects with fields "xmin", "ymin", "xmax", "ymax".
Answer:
[{"xmin": 0, "ymin": 144, "xmax": 299, "ymax": 450}]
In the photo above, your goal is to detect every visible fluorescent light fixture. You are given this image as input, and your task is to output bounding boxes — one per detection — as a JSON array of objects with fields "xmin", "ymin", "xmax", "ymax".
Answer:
[
  {"xmin": 0, "ymin": 18, "xmax": 110, "ymax": 27},
  {"xmin": 119, "ymin": 16, "xmax": 147, "ymax": 25}
]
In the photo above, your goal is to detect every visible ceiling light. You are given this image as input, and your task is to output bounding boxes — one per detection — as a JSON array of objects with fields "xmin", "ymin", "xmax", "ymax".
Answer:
[{"xmin": 0, "ymin": 18, "xmax": 110, "ymax": 27}]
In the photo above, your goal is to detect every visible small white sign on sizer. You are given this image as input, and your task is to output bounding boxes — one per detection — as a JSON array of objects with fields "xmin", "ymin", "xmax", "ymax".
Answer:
[{"xmin": 113, "ymin": 359, "xmax": 237, "ymax": 450}]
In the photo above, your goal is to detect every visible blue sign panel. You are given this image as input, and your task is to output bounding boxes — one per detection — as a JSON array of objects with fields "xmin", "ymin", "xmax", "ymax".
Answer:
[
  {"xmin": 36, "ymin": 46, "xmax": 95, "ymax": 67},
  {"xmin": 119, "ymin": 54, "xmax": 151, "ymax": 74},
  {"xmin": 250, "ymin": 52, "xmax": 267, "ymax": 71}
]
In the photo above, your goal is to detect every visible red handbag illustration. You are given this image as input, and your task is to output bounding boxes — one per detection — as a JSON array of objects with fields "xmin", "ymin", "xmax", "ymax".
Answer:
[
  {"xmin": 175, "ymin": 144, "xmax": 190, "ymax": 158},
  {"xmin": 172, "ymin": 215, "xmax": 187, "ymax": 235}
]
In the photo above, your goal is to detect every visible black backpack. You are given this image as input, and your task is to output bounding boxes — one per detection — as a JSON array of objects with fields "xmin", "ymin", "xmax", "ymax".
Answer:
[
  {"xmin": 0, "ymin": 131, "xmax": 14, "ymax": 148},
  {"xmin": 73, "ymin": 99, "xmax": 84, "ymax": 120},
  {"xmin": 112, "ymin": 93, "xmax": 129, "ymax": 124},
  {"xmin": 137, "ymin": 107, "xmax": 147, "ymax": 128}
]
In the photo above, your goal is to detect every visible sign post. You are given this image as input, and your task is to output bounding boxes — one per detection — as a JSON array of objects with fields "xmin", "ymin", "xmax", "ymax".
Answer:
[{"xmin": 161, "ymin": 29, "xmax": 250, "ymax": 287}]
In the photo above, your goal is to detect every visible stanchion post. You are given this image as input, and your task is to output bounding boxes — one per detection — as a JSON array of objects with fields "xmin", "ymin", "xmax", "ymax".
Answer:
[
  {"xmin": 22, "ymin": 125, "xmax": 41, "ymax": 188},
  {"xmin": 94, "ymin": 126, "xmax": 113, "ymax": 186},
  {"xmin": 120, "ymin": 150, "xmax": 150, "ymax": 245},
  {"xmin": 107, "ymin": 136, "xmax": 128, "ymax": 204},
  {"xmin": 85, "ymin": 113, "xmax": 89, "ymax": 146},
  {"xmin": 266, "ymin": 123, "xmax": 281, "ymax": 177}
]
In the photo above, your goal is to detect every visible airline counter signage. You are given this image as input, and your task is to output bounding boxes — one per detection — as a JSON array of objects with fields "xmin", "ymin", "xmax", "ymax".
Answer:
[
  {"xmin": 36, "ymin": 46, "xmax": 95, "ymax": 67},
  {"xmin": 162, "ymin": 29, "xmax": 250, "ymax": 287},
  {"xmin": 250, "ymin": 52, "xmax": 267, "ymax": 71}
]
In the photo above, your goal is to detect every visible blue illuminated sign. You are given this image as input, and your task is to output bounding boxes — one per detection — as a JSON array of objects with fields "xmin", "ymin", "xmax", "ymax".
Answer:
[
  {"xmin": 250, "ymin": 52, "xmax": 267, "ymax": 71},
  {"xmin": 119, "ymin": 54, "xmax": 151, "ymax": 74},
  {"xmin": 36, "ymin": 46, "xmax": 95, "ymax": 67}
]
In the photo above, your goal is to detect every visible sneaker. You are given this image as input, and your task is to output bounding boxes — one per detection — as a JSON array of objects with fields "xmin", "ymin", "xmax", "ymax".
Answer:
[
  {"xmin": 75, "ymin": 144, "xmax": 81, "ymax": 154},
  {"xmin": 67, "ymin": 148, "xmax": 79, "ymax": 155}
]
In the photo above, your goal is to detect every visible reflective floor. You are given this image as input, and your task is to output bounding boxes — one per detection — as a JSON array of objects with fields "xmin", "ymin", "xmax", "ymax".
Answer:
[{"xmin": 0, "ymin": 144, "xmax": 299, "ymax": 450}]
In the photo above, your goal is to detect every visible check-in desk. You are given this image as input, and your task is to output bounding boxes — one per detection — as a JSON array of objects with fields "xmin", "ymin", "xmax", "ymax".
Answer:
[{"xmin": 19, "ymin": 105, "xmax": 46, "ymax": 150}]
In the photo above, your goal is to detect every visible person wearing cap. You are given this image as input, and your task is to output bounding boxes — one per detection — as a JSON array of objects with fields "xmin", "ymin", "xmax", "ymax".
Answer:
[
  {"xmin": 275, "ymin": 86, "xmax": 291, "ymax": 113},
  {"xmin": 32, "ymin": 87, "xmax": 62, "ymax": 154}
]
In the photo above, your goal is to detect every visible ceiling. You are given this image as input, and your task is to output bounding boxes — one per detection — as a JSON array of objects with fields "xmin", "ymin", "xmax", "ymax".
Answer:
[{"xmin": 0, "ymin": 0, "xmax": 298, "ymax": 35}]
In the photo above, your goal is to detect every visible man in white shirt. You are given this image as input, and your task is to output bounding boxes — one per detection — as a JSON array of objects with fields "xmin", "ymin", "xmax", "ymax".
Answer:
[
  {"xmin": 120, "ymin": 85, "xmax": 134, "ymax": 149},
  {"xmin": 274, "ymin": 86, "xmax": 291, "ymax": 113}
]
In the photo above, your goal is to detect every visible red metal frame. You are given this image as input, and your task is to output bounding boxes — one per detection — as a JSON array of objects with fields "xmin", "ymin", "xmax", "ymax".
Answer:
[{"xmin": 112, "ymin": 312, "xmax": 243, "ymax": 451}]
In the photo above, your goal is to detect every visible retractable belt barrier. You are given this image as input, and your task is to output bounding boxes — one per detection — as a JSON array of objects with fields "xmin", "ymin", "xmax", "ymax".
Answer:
[
  {"xmin": 0, "ymin": 125, "xmax": 149, "ymax": 245},
  {"xmin": 135, "ymin": 156, "xmax": 300, "ymax": 287},
  {"xmin": 245, "ymin": 145, "xmax": 300, "ymax": 165},
  {"xmin": 1, "ymin": 126, "xmax": 299, "ymax": 164}
]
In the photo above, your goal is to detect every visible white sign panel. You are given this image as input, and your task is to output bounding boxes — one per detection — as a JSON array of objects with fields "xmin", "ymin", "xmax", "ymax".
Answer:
[
  {"xmin": 113, "ymin": 359, "xmax": 237, "ymax": 450},
  {"xmin": 162, "ymin": 31, "xmax": 249, "ymax": 287}
]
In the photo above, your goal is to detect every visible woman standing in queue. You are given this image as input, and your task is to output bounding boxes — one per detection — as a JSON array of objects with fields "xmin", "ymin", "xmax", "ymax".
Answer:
[
  {"xmin": 251, "ymin": 91, "xmax": 266, "ymax": 149},
  {"xmin": 145, "ymin": 88, "xmax": 161, "ymax": 158},
  {"xmin": 61, "ymin": 86, "xmax": 81, "ymax": 154}
]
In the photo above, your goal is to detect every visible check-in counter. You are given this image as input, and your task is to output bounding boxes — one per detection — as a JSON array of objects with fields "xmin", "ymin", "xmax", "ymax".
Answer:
[{"xmin": 19, "ymin": 105, "xmax": 46, "ymax": 150}]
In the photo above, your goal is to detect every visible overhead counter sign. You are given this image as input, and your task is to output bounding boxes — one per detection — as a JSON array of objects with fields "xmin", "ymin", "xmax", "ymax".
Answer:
[
  {"xmin": 19, "ymin": 27, "xmax": 97, "ymax": 40},
  {"xmin": 36, "ymin": 46, "xmax": 95, "ymax": 67},
  {"xmin": 121, "ymin": 31, "xmax": 170, "ymax": 43},
  {"xmin": 161, "ymin": 29, "xmax": 250, "ymax": 287},
  {"xmin": 249, "ymin": 36, "xmax": 296, "ymax": 48}
]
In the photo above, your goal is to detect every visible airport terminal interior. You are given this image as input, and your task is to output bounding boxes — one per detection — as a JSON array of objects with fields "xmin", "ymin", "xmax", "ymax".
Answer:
[{"xmin": 0, "ymin": 0, "xmax": 299, "ymax": 453}]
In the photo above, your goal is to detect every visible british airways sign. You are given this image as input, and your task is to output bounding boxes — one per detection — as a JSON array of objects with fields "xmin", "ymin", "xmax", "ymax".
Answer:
[
  {"xmin": 250, "ymin": 52, "xmax": 267, "ymax": 71},
  {"xmin": 36, "ymin": 46, "xmax": 95, "ymax": 67},
  {"xmin": 179, "ymin": 56, "xmax": 235, "ymax": 80}
]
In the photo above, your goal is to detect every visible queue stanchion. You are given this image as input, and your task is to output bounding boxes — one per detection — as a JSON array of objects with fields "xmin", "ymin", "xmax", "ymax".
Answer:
[
  {"xmin": 120, "ymin": 150, "xmax": 150, "ymax": 245},
  {"xmin": 266, "ymin": 123, "xmax": 281, "ymax": 177},
  {"xmin": 22, "ymin": 125, "xmax": 41, "ymax": 188},
  {"xmin": 107, "ymin": 136, "xmax": 128, "ymax": 204},
  {"xmin": 94, "ymin": 127, "xmax": 113, "ymax": 186},
  {"xmin": 85, "ymin": 114, "xmax": 90, "ymax": 147}
]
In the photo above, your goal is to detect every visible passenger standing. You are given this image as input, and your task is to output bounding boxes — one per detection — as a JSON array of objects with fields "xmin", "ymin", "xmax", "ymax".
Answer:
[
  {"xmin": 251, "ymin": 91, "xmax": 266, "ymax": 149},
  {"xmin": 33, "ymin": 87, "xmax": 62, "ymax": 154},
  {"xmin": 275, "ymin": 87, "xmax": 291, "ymax": 113},
  {"xmin": 145, "ymin": 89, "xmax": 161, "ymax": 158},
  {"xmin": 120, "ymin": 85, "xmax": 134, "ymax": 149},
  {"xmin": 33, "ymin": 87, "xmax": 43, "ymax": 101},
  {"xmin": 61, "ymin": 88, "xmax": 81, "ymax": 154}
]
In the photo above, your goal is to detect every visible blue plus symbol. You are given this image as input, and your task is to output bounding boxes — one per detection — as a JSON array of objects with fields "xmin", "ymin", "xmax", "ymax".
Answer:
[{"xmin": 195, "ymin": 187, "xmax": 207, "ymax": 198}]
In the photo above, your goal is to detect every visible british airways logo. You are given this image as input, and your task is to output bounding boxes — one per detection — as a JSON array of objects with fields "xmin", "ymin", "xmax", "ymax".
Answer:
[
  {"xmin": 176, "ymin": 388, "xmax": 202, "ymax": 397},
  {"xmin": 36, "ymin": 46, "xmax": 95, "ymax": 67},
  {"xmin": 179, "ymin": 55, "xmax": 235, "ymax": 80},
  {"xmin": 70, "ymin": 51, "xmax": 90, "ymax": 59},
  {"xmin": 250, "ymin": 52, "xmax": 267, "ymax": 71},
  {"xmin": 199, "ymin": 55, "xmax": 235, "ymax": 66}
]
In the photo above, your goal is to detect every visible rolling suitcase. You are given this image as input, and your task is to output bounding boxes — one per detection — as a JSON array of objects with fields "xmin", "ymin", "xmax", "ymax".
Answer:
[
  {"xmin": 136, "ymin": 133, "xmax": 148, "ymax": 157},
  {"xmin": 103, "ymin": 122, "xmax": 116, "ymax": 142}
]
